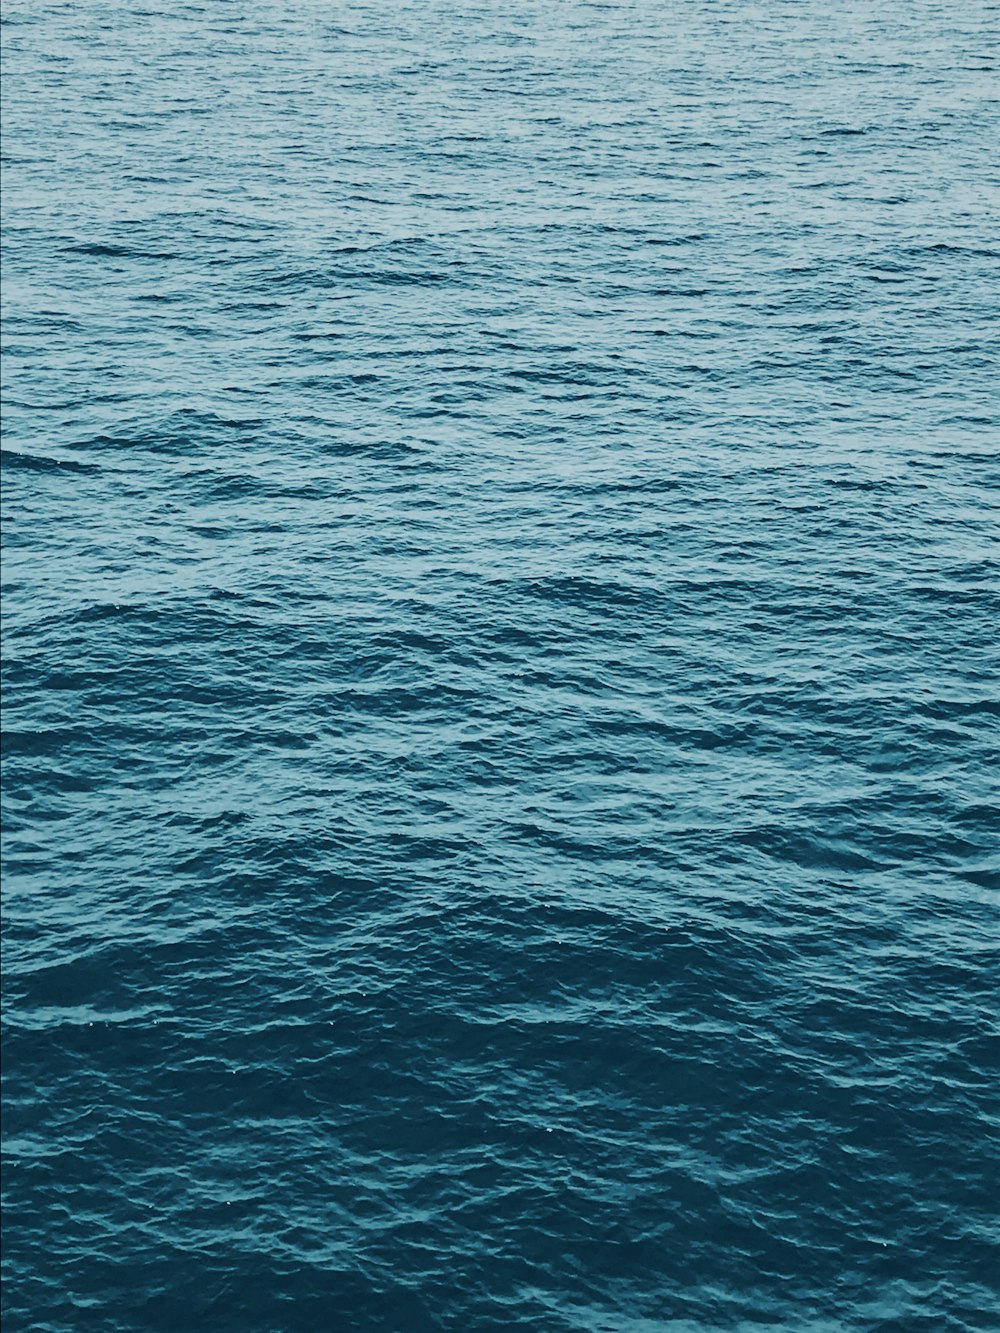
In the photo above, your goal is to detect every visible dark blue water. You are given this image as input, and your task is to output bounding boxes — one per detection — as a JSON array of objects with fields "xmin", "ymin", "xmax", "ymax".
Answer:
[{"xmin": 3, "ymin": 1, "xmax": 999, "ymax": 1328}]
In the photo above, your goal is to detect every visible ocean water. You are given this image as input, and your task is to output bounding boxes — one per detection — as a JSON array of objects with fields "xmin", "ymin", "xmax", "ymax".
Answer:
[{"xmin": 2, "ymin": 0, "xmax": 999, "ymax": 1328}]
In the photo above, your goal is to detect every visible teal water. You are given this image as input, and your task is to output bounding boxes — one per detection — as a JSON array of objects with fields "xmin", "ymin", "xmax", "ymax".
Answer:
[{"xmin": 2, "ymin": 1, "xmax": 999, "ymax": 1329}]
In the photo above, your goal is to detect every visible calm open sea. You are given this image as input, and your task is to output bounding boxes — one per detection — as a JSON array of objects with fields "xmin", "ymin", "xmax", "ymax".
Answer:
[{"xmin": 2, "ymin": 1, "xmax": 999, "ymax": 1329}]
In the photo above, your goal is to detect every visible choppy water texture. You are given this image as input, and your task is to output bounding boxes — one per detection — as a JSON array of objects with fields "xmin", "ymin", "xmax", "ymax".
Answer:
[{"xmin": 3, "ymin": 1, "xmax": 1000, "ymax": 1329}]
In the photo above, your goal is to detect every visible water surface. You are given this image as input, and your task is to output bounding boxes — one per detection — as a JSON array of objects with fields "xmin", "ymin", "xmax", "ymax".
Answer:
[{"xmin": 2, "ymin": 1, "xmax": 999, "ymax": 1329}]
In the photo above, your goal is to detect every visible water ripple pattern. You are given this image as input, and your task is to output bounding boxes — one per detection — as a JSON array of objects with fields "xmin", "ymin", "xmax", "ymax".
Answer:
[{"xmin": 2, "ymin": 1, "xmax": 999, "ymax": 1329}]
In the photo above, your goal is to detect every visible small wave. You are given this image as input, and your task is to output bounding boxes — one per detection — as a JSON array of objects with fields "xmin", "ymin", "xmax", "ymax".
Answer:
[
  {"xmin": 63, "ymin": 241, "xmax": 179, "ymax": 260},
  {"xmin": 0, "ymin": 448, "xmax": 99, "ymax": 474}
]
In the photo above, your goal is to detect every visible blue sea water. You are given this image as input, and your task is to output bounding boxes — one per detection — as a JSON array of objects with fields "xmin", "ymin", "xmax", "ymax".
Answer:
[{"xmin": 2, "ymin": 0, "xmax": 999, "ymax": 1328}]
